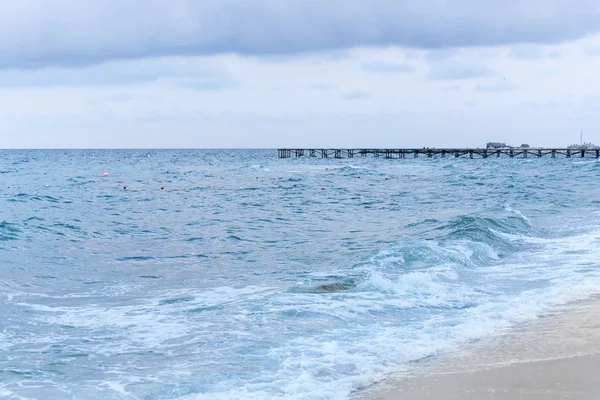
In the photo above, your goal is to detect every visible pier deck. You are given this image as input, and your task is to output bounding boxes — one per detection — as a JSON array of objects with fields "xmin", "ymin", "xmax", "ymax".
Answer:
[{"xmin": 277, "ymin": 148, "xmax": 600, "ymax": 159}]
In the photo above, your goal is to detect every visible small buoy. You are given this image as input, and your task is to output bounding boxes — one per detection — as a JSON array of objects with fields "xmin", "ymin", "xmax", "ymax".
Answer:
[
  {"xmin": 160, "ymin": 186, "xmax": 164, "ymax": 190},
  {"xmin": 357, "ymin": 176, "xmax": 360, "ymax": 179},
  {"xmin": 123, "ymin": 186, "xmax": 127, "ymax": 190},
  {"xmin": 321, "ymin": 187, "xmax": 325, "ymax": 190},
  {"xmin": 385, "ymin": 178, "xmax": 388, "ymax": 180},
  {"xmin": 256, "ymin": 177, "xmax": 259, "ymax": 179},
  {"xmin": 103, "ymin": 172, "xmax": 109, "ymax": 177},
  {"xmin": 45, "ymin": 184, "xmax": 49, "ymax": 187},
  {"xmin": 7, "ymin": 186, "xmax": 10, "ymax": 189},
  {"xmin": 325, "ymin": 168, "xmax": 328, "ymax": 171}
]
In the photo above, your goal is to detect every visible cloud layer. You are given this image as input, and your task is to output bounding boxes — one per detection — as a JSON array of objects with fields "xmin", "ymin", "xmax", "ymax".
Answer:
[
  {"xmin": 2, "ymin": 0, "xmax": 600, "ymax": 68},
  {"xmin": 2, "ymin": 35, "xmax": 600, "ymax": 149}
]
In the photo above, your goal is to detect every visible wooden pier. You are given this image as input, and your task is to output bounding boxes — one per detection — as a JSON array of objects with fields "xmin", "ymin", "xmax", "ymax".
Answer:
[{"xmin": 277, "ymin": 148, "xmax": 600, "ymax": 159}]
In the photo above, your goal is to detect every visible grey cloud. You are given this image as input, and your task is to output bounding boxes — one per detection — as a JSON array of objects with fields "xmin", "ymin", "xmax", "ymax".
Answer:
[
  {"xmin": 441, "ymin": 85, "xmax": 462, "ymax": 92},
  {"xmin": 361, "ymin": 61, "xmax": 414, "ymax": 73},
  {"xmin": 583, "ymin": 45, "xmax": 600, "ymax": 56},
  {"xmin": 509, "ymin": 44, "xmax": 559, "ymax": 60},
  {"xmin": 428, "ymin": 58, "xmax": 492, "ymax": 80},
  {"xmin": 425, "ymin": 49, "xmax": 461, "ymax": 63},
  {"xmin": 476, "ymin": 80, "xmax": 517, "ymax": 92},
  {"xmin": 311, "ymin": 83, "xmax": 337, "ymax": 90},
  {"xmin": 179, "ymin": 77, "xmax": 239, "ymax": 91},
  {"xmin": 0, "ymin": 59, "xmax": 236, "ymax": 88},
  {"xmin": 509, "ymin": 44, "xmax": 546, "ymax": 60},
  {"xmin": 343, "ymin": 90, "xmax": 370, "ymax": 100},
  {"xmin": 1, "ymin": 0, "xmax": 600, "ymax": 68}
]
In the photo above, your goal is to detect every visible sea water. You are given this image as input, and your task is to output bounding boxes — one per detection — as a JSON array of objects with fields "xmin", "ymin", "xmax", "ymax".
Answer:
[{"xmin": 1, "ymin": 149, "xmax": 600, "ymax": 400}]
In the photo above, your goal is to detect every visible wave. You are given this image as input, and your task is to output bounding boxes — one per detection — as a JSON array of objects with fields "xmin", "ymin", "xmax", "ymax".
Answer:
[{"xmin": 0, "ymin": 221, "xmax": 21, "ymax": 241}]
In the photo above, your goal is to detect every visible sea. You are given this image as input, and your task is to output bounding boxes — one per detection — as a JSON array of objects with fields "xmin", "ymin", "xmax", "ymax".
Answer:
[{"xmin": 2, "ymin": 149, "xmax": 600, "ymax": 400}]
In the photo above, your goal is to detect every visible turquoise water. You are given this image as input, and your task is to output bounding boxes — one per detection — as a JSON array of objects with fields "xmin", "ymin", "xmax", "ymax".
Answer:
[{"xmin": 2, "ymin": 150, "xmax": 600, "ymax": 399}]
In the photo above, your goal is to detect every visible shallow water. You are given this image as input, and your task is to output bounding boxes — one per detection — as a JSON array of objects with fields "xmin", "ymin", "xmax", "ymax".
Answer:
[{"xmin": 1, "ymin": 150, "xmax": 600, "ymax": 399}]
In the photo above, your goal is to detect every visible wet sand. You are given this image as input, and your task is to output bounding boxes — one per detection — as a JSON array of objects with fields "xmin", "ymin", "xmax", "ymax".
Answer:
[{"xmin": 359, "ymin": 298, "xmax": 600, "ymax": 400}]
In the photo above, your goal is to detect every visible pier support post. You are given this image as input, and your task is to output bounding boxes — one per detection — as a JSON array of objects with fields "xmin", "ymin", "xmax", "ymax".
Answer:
[
  {"xmin": 581, "ymin": 149, "xmax": 586, "ymax": 158},
  {"xmin": 552, "ymin": 150, "xmax": 556, "ymax": 158},
  {"xmin": 567, "ymin": 150, "xmax": 571, "ymax": 158}
]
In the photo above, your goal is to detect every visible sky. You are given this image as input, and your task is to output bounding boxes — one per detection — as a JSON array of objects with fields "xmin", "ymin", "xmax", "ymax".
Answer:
[{"xmin": 1, "ymin": 0, "xmax": 600, "ymax": 148}]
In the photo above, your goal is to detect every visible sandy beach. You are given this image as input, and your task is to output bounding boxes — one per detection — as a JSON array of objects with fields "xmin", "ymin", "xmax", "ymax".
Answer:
[{"xmin": 359, "ymin": 298, "xmax": 600, "ymax": 400}]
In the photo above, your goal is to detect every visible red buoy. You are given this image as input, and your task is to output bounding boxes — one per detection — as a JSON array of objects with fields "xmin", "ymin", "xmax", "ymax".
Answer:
[
  {"xmin": 103, "ymin": 172, "xmax": 109, "ymax": 177},
  {"xmin": 321, "ymin": 187, "xmax": 325, "ymax": 190},
  {"xmin": 161, "ymin": 186, "xmax": 164, "ymax": 190},
  {"xmin": 123, "ymin": 186, "xmax": 127, "ymax": 190}
]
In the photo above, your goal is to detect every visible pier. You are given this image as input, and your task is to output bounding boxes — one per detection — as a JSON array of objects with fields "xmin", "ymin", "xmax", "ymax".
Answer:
[{"xmin": 277, "ymin": 148, "xmax": 600, "ymax": 159}]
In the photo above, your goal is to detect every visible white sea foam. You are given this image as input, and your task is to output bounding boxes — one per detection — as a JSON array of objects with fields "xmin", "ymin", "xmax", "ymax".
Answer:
[
  {"xmin": 169, "ymin": 226, "xmax": 600, "ymax": 400},
  {"xmin": 6, "ymin": 230, "xmax": 600, "ymax": 399},
  {"xmin": 504, "ymin": 203, "xmax": 530, "ymax": 223},
  {"xmin": 174, "ymin": 275, "xmax": 600, "ymax": 400}
]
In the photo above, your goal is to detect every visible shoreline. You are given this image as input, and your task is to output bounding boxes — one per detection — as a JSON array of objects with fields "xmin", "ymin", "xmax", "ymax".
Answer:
[{"xmin": 357, "ymin": 297, "xmax": 600, "ymax": 400}]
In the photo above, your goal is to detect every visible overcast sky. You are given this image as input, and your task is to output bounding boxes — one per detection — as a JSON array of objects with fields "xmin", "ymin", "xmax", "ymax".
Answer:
[{"xmin": 1, "ymin": 0, "xmax": 600, "ymax": 148}]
